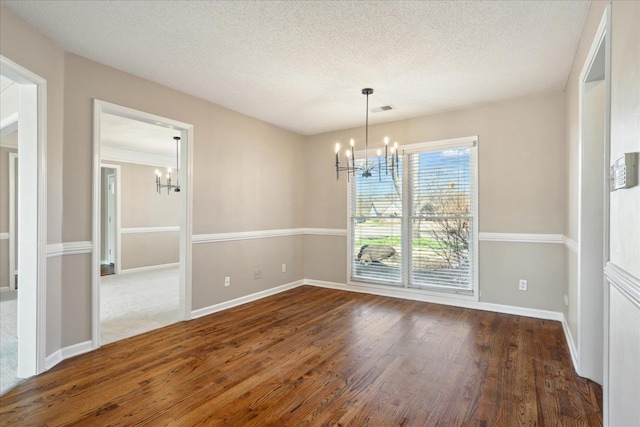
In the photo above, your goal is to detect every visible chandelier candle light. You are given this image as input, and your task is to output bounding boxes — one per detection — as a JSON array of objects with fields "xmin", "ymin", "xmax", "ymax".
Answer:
[
  {"xmin": 334, "ymin": 88, "xmax": 400, "ymax": 181},
  {"xmin": 155, "ymin": 136, "xmax": 181, "ymax": 194}
]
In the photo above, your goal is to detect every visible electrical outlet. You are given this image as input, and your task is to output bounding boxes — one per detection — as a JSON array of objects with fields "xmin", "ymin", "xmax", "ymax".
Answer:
[
  {"xmin": 253, "ymin": 268, "xmax": 262, "ymax": 279},
  {"xmin": 224, "ymin": 276, "xmax": 230, "ymax": 287},
  {"xmin": 564, "ymin": 294, "xmax": 569, "ymax": 306},
  {"xmin": 282, "ymin": 264, "xmax": 287, "ymax": 273},
  {"xmin": 519, "ymin": 279, "xmax": 528, "ymax": 291}
]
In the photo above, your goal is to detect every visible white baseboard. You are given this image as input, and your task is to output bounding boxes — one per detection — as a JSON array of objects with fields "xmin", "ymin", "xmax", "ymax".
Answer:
[
  {"xmin": 191, "ymin": 279, "xmax": 305, "ymax": 319},
  {"xmin": 44, "ymin": 340, "xmax": 93, "ymax": 371},
  {"xmin": 561, "ymin": 313, "xmax": 579, "ymax": 372},
  {"xmin": 306, "ymin": 279, "xmax": 563, "ymax": 321},
  {"xmin": 119, "ymin": 262, "xmax": 179, "ymax": 275}
]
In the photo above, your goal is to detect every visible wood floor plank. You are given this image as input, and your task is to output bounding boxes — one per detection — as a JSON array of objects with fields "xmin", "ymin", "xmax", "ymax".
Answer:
[{"xmin": 0, "ymin": 286, "xmax": 602, "ymax": 426}]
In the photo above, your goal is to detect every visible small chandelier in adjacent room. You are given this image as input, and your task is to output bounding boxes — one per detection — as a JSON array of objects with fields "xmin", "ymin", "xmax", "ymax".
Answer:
[
  {"xmin": 155, "ymin": 136, "xmax": 181, "ymax": 194},
  {"xmin": 334, "ymin": 88, "xmax": 400, "ymax": 181}
]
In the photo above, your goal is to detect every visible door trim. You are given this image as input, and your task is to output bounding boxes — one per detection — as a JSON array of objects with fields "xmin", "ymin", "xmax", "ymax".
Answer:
[
  {"xmin": 92, "ymin": 100, "xmax": 194, "ymax": 349},
  {"xmin": 576, "ymin": 4, "xmax": 611, "ymax": 422},
  {"xmin": 0, "ymin": 55, "xmax": 48, "ymax": 376}
]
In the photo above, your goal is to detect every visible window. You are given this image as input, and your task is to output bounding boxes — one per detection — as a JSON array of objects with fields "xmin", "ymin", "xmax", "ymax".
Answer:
[{"xmin": 349, "ymin": 137, "xmax": 478, "ymax": 297}]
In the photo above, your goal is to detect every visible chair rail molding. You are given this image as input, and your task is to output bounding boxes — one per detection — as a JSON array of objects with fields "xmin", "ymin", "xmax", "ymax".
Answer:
[
  {"xmin": 478, "ymin": 232, "xmax": 564, "ymax": 244},
  {"xmin": 605, "ymin": 262, "xmax": 640, "ymax": 309},
  {"xmin": 46, "ymin": 241, "xmax": 93, "ymax": 257}
]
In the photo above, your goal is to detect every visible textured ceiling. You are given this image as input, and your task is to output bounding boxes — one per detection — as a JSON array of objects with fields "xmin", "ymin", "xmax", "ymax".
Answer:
[{"xmin": 3, "ymin": 1, "xmax": 590, "ymax": 136}]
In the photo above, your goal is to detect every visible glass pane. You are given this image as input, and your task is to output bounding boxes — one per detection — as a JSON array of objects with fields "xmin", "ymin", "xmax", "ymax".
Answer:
[
  {"xmin": 352, "ymin": 157, "xmax": 402, "ymax": 219},
  {"xmin": 352, "ymin": 217, "xmax": 402, "ymax": 285},
  {"xmin": 410, "ymin": 218, "xmax": 472, "ymax": 290},
  {"xmin": 410, "ymin": 148, "xmax": 472, "ymax": 218}
]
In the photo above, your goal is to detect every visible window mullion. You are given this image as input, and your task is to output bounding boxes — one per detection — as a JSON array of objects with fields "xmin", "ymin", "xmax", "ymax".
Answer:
[{"xmin": 402, "ymin": 151, "xmax": 411, "ymax": 288}]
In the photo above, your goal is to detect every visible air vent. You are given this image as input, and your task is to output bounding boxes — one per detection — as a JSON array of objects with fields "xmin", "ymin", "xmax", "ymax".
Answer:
[{"xmin": 371, "ymin": 105, "xmax": 394, "ymax": 113}]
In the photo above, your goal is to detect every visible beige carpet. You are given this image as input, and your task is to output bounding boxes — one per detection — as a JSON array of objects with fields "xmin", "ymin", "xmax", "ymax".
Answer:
[
  {"xmin": 0, "ymin": 289, "xmax": 21, "ymax": 395},
  {"xmin": 100, "ymin": 266, "xmax": 180, "ymax": 345}
]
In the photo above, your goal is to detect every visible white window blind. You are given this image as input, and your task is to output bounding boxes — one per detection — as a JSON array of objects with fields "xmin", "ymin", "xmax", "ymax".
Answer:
[
  {"xmin": 350, "ymin": 157, "xmax": 403, "ymax": 286},
  {"xmin": 348, "ymin": 138, "xmax": 477, "ymax": 296},
  {"xmin": 408, "ymin": 148, "xmax": 473, "ymax": 291}
]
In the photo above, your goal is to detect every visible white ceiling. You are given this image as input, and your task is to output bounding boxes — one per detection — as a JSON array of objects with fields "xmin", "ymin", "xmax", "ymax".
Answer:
[
  {"xmin": 101, "ymin": 113, "xmax": 179, "ymax": 158},
  {"xmin": 4, "ymin": 1, "xmax": 590, "ymax": 136}
]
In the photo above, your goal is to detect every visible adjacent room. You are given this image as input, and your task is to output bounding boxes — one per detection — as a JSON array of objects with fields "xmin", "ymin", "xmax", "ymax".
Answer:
[
  {"xmin": 0, "ymin": 73, "xmax": 20, "ymax": 395},
  {"xmin": 0, "ymin": 1, "xmax": 638, "ymax": 426},
  {"xmin": 98, "ymin": 112, "xmax": 182, "ymax": 345}
]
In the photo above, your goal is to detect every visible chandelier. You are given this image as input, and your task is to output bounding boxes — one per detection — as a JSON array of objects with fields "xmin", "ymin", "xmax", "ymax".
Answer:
[
  {"xmin": 334, "ymin": 88, "xmax": 399, "ymax": 181},
  {"xmin": 155, "ymin": 136, "xmax": 181, "ymax": 194}
]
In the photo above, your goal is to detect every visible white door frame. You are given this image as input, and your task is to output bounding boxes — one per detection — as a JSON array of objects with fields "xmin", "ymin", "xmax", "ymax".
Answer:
[
  {"xmin": 9, "ymin": 152, "xmax": 18, "ymax": 290},
  {"xmin": 101, "ymin": 164, "xmax": 121, "ymax": 270},
  {"xmin": 106, "ymin": 174, "xmax": 115, "ymax": 265},
  {"xmin": 92, "ymin": 100, "xmax": 193, "ymax": 349},
  {"xmin": 576, "ymin": 4, "xmax": 611, "ymax": 421},
  {"xmin": 1, "ymin": 55, "xmax": 48, "ymax": 376}
]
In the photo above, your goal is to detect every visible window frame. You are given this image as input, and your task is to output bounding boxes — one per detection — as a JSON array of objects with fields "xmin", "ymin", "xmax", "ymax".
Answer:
[{"xmin": 346, "ymin": 135, "xmax": 479, "ymax": 301}]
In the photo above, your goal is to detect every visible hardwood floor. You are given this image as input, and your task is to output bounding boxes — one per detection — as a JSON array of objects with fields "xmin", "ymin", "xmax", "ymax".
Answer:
[
  {"xmin": 101, "ymin": 263, "xmax": 115, "ymax": 276},
  {"xmin": 0, "ymin": 286, "xmax": 602, "ymax": 426}
]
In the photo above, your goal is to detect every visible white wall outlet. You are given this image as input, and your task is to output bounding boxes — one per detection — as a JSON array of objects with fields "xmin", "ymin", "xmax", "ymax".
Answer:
[
  {"xmin": 564, "ymin": 294, "xmax": 569, "ymax": 306},
  {"xmin": 519, "ymin": 279, "xmax": 528, "ymax": 291},
  {"xmin": 224, "ymin": 276, "xmax": 230, "ymax": 287},
  {"xmin": 282, "ymin": 263, "xmax": 286, "ymax": 273},
  {"xmin": 253, "ymin": 268, "xmax": 262, "ymax": 279}
]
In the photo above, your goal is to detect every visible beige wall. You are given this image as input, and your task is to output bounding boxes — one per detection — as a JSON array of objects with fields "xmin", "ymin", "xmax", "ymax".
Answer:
[
  {"xmin": 193, "ymin": 236, "xmax": 304, "ymax": 310},
  {"xmin": 112, "ymin": 162, "xmax": 180, "ymax": 228},
  {"xmin": 305, "ymin": 92, "xmax": 566, "ymax": 311},
  {"xmin": 101, "ymin": 161, "xmax": 180, "ymax": 269},
  {"xmin": 120, "ymin": 233, "xmax": 179, "ymax": 270}
]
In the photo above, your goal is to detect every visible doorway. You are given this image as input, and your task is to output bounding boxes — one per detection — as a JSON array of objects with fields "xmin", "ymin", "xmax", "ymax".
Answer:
[
  {"xmin": 100, "ymin": 165, "xmax": 119, "ymax": 277},
  {"xmin": 577, "ymin": 11, "xmax": 609, "ymax": 386},
  {"xmin": 0, "ymin": 56, "xmax": 47, "ymax": 390},
  {"xmin": 92, "ymin": 100, "xmax": 193, "ymax": 348}
]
